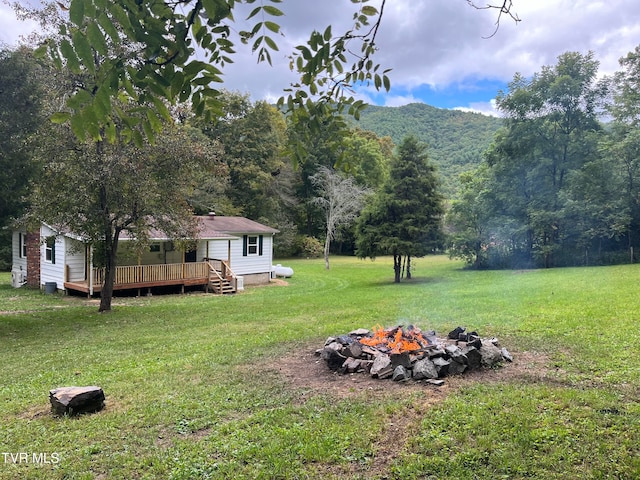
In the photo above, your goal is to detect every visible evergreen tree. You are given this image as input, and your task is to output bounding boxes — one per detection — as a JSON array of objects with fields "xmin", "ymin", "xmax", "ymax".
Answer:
[{"xmin": 356, "ymin": 136, "xmax": 444, "ymax": 283}]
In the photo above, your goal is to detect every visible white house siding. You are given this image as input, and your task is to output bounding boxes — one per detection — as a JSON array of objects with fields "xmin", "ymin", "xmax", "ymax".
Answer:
[
  {"xmin": 205, "ymin": 239, "xmax": 231, "ymax": 262},
  {"xmin": 11, "ymin": 230, "xmax": 27, "ymax": 272},
  {"xmin": 228, "ymin": 235, "xmax": 274, "ymax": 277},
  {"xmin": 65, "ymin": 238, "xmax": 87, "ymax": 283},
  {"xmin": 39, "ymin": 225, "xmax": 66, "ymax": 288}
]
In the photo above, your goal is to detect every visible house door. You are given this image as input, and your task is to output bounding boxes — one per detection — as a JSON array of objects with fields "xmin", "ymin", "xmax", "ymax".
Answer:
[{"xmin": 185, "ymin": 249, "xmax": 197, "ymax": 263}]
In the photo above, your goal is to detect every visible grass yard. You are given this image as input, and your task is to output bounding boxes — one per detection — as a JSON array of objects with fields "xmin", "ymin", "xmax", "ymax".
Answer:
[{"xmin": 1, "ymin": 255, "xmax": 639, "ymax": 479}]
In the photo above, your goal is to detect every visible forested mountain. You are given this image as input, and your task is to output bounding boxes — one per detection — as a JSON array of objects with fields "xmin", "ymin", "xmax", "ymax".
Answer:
[{"xmin": 354, "ymin": 103, "xmax": 503, "ymax": 194}]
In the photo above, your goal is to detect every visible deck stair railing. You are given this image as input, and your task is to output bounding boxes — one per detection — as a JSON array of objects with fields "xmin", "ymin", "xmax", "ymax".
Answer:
[{"xmin": 205, "ymin": 259, "xmax": 237, "ymax": 294}]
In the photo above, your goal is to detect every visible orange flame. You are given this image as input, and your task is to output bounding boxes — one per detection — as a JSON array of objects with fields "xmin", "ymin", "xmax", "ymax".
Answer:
[{"xmin": 359, "ymin": 325, "xmax": 429, "ymax": 354}]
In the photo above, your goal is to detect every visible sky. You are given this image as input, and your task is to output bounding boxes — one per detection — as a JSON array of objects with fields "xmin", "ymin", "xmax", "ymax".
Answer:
[{"xmin": 1, "ymin": 0, "xmax": 639, "ymax": 116}]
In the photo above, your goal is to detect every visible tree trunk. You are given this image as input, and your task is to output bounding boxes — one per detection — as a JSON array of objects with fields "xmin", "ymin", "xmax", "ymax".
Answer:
[
  {"xmin": 324, "ymin": 231, "xmax": 331, "ymax": 270},
  {"xmin": 393, "ymin": 254, "xmax": 401, "ymax": 283},
  {"xmin": 98, "ymin": 230, "xmax": 120, "ymax": 313},
  {"xmin": 407, "ymin": 255, "xmax": 412, "ymax": 279}
]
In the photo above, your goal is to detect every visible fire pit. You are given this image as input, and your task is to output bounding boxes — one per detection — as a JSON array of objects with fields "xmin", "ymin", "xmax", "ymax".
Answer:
[{"xmin": 317, "ymin": 325, "xmax": 512, "ymax": 384}]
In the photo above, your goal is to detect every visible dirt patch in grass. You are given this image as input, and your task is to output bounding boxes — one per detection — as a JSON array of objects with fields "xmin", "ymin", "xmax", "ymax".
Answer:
[
  {"xmin": 269, "ymin": 344, "xmax": 553, "ymax": 402},
  {"xmin": 264, "ymin": 343, "xmax": 555, "ymax": 479}
]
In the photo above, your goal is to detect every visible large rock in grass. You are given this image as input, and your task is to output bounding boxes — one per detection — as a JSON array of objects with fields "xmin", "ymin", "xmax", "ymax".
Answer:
[
  {"xmin": 49, "ymin": 386, "xmax": 105, "ymax": 416},
  {"xmin": 479, "ymin": 340, "xmax": 504, "ymax": 368}
]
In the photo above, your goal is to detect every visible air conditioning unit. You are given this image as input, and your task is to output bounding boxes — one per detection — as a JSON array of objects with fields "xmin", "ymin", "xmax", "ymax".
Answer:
[{"xmin": 11, "ymin": 268, "xmax": 26, "ymax": 288}]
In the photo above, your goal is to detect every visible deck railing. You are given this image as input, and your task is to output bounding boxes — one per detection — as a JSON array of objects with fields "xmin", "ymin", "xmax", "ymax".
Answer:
[
  {"xmin": 93, "ymin": 262, "xmax": 210, "ymax": 286},
  {"xmin": 206, "ymin": 258, "xmax": 238, "ymax": 293}
]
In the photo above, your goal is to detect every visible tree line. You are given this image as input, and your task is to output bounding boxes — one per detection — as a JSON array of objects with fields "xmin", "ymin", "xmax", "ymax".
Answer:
[
  {"xmin": 5, "ymin": 44, "xmax": 640, "ymax": 280},
  {"xmin": 447, "ymin": 48, "xmax": 640, "ymax": 269}
]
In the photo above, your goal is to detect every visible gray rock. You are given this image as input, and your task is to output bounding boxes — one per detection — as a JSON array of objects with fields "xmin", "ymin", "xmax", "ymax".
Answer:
[
  {"xmin": 501, "ymin": 347, "xmax": 513, "ymax": 362},
  {"xmin": 462, "ymin": 346, "xmax": 482, "ymax": 369},
  {"xmin": 479, "ymin": 340, "xmax": 504, "ymax": 367},
  {"xmin": 413, "ymin": 358, "xmax": 439, "ymax": 380},
  {"xmin": 448, "ymin": 326, "xmax": 466, "ymax": 340},
  {"xmin": 370, "ymin": 354, "xmax": 393, "ymax": 378},
  {"xmin": 344, "ymin": 341, "xmax": 363, "ymax": 358},
  {"xmin": 425, "ymin": 379, "xmax": 445, "ymax": 387},
  {"xmin": 324, "ymin": 342, "xmax": 343, "ymax": 352},
  {"xmin": 321, "ymin": 347, "xmax": 346, "ymax": 371},
  {"xmin": 342, "ymin": 356, "xmax": 363, "ymax": 373},
  {"xmin": 448, "ymin": 360, "xmax": 467, "ymax": 375},
  {"xmin": 50, "ymin": 386, "xmax": 105, "ymax": 416},
  {"xmin": 349, "ymin": 328, "xmax": 370, "ymax": 336},
  {"xmin": 432, "ymin": 357, "xmax": 451, "ymax": 377},
  {"xmin": 392, "ymin": 365, "xmax": 411, "ymax": 382},
  {"xmin": 324, "ymin": 336, "xmax": 337, "ymax": 346},
  {"xmin": 390, "ymin": 352, "xmax": 412, "ymax": 369}
]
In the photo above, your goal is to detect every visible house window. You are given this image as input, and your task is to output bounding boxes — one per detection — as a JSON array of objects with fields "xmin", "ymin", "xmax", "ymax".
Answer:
[
  {"xmin": 19, "ymin": 233, "xmax": 26, "ymax": 258},
  {"xmin": 247, "ymin": 236, "xmax": 258, "ymax": 255},
  {"xmin": 45, "ymin": 237, "xmax": 56, "ymax": 264},
  {"xmin": 243, "ymin": 235, "xmax": 264, "ymax": 256},
  {"xmin": 149, "ymin": 243, "xmax": 161, "ymax": 252}
]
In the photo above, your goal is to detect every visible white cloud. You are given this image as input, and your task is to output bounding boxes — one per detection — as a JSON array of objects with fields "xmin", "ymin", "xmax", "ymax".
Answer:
[
  {"xmin": 454, "ymin": 99, "xmax": 501, "ymax": 117},
  {"xmin": 1, "ymin": 1, "xmax": 639, "ymax": 107},
  {"xmin": 383, "ymin": 94, "xmax": 422, "ymax": 107}
]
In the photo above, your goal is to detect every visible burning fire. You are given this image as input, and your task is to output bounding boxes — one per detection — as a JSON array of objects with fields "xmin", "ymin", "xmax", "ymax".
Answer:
[{"xmin": 359, "ymin": 325, "xmax": 433, "ymax": 354}]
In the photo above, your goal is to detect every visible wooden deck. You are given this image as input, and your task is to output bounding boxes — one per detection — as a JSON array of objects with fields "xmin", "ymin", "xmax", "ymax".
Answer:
[{"xmin": 64, "ymin": 262, "xmax": 211, "ymax": 294}]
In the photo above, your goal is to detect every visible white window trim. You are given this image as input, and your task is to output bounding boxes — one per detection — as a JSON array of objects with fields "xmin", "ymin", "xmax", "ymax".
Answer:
[{"xmin": 247, "ymin": 235, "xmax": 259, "ymax": 255}]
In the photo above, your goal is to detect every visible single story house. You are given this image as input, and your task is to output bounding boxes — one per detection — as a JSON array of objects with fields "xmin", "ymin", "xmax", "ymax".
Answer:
[{"xmin": 11, "ymin": 213, "xmax": 279, "ymax": 295}]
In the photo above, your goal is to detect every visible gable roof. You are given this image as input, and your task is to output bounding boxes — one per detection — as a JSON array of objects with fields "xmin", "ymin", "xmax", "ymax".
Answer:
[
  {"xmin": 197, "ymin": 215, "xmax": 279, "ymax": 237},
  {"xmin": 33, "ymin": 216, "xmax": 278, "ymax": 242}
]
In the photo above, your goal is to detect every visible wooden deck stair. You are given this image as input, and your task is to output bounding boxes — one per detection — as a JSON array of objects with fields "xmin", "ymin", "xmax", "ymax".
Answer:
[{"xmin": 207, "ymin": 259, "xmax": 237, "ymax": 295}]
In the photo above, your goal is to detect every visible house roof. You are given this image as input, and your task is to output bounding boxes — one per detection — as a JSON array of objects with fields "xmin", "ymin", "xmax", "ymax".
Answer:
[
  {"xmin": 196, "ymin": 215, "xmax": 279, "ymax": 237},
  {"xmin": 38, "ymin": 216, "xmax": 278, "ymax": 242}
]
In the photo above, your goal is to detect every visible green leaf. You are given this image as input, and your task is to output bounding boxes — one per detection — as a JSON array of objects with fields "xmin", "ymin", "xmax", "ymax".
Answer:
[
  {"xmin": 69, "ymin": 0, "xmax": 85, "ymax": 27},
  {"xmin": 109, "ymin": 4, "xmax": 133, "ymax": 36},
  {"xmin": 152, "ymin": 97, "xmax": 171, "ymax": 122},
  {"xmin": 383, "ymin": 74, "xmax": 391, "ymax": 91},
  {"xmin": 132, "ymin": 129, "xmax": 144, "ymax": 148},
  {"xmin": 82, "ymin": 107, "xmax": 101, "ymax": 140},
  {"xmin": 262, "ymin": 5, "xmax": 284, "ymax": 16},
  {"xmin": 142, "ymin": 120, "xmax": 155, "ymax": 144},
  {"xmin": 59, "ymin": 39, "xmax": 81, "ymax": 73},
  {"xmin": 86, "ymin": 23, "xmax": 108, "ymax": 56},
  {"xmin": 50, "ymin": 112, "xmax": 71, "ymax": 124},
  {"xmin": 170, "ymin": 71, "xmax": 185, "ymax": 98},
  {"xmin": 264, "ymin": 36, "xmax": 278, "ymax": 51},
  {"xmin": 72, "ymin": 30, "xmax": 95, "ymax": 73},
  {"xmin": 70, "ymin": 114, "xmax": 86, "ymax": 142},
  {"xmin": 97, "ymin": 12, "xmax": 120, "ymax": 44},
  {"xmin": 361, "ymin": 6, "xmax": 378, "ymax": 16},
  {"xmin": 264, "ymin": 21, "xmax": 280, "ymax": 34},
  {"xmin": 105, "ymin": 121, "xmax": 117, "ymax": 144},
  {"xmin": 93, "ymin": 89, "xmax": 109, "ymax": 120},
  {"xmin": 246, "ymin": 6, "xmax": 262, "ymax": 20},
  {"xmin": 323, "ymin": 25, "xmax": 332, "ymax": 42},
  {"xmin": 183, "ymin": 60, "xmax": 207, "ymax": 77}
]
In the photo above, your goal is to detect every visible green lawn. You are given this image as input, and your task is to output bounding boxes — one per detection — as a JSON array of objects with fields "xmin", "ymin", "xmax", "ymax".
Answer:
[{"xmin": 1, "ymin": 256, "xmax": 639, "ymax": 479}]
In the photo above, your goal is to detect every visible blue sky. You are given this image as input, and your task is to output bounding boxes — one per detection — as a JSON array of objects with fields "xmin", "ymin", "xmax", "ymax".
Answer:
[
  {"xmin": 366, "ymin": 79, "xmax": 508, "ymax": 112},
  {"xmin": 2, "ymin": 1, "xmax": 640, "ymax": 117}
]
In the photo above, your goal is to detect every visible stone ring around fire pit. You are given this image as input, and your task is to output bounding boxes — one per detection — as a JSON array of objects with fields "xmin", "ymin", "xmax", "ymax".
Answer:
[{"xmin": 316, "ymin": 325, "xmax": 512, "ymax": 384}]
